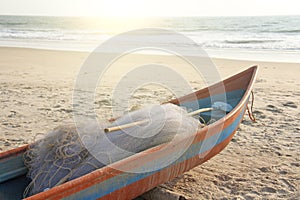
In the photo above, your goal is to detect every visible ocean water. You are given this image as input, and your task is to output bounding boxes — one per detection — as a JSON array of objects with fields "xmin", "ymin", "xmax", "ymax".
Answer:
[{"xmin": 0, "ymin": 15, "xmax": 299, "ymax": 62}]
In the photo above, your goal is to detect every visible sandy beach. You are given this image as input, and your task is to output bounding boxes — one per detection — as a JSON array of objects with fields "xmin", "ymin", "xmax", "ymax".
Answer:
[{"xmin": 0, "ymin": 47, "xmax": 299, "ymax": 199}]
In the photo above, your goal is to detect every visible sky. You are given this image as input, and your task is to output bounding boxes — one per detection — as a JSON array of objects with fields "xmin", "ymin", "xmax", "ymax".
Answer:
[{"xmin": 0, "ymin": 0, "xmax": 299, "ymax": 17}]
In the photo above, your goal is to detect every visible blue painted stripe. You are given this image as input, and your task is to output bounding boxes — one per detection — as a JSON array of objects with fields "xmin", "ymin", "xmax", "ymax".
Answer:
[
  {"xmin": 64, "ymin": 106, "xmax": 246, "ymax": 200},
  {"xmin": 0, "ymin": 154, "xmax": 26, "ymax": 183}
]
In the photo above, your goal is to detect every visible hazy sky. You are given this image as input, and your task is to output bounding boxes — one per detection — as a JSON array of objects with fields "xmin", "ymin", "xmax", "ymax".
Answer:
[{"xmin": 0, "ymin": 0, "xmax": 299, "ymax": 17}]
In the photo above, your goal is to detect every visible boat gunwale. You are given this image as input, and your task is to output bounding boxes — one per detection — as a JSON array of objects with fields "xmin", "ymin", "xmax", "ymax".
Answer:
[
  {"xmin": 0, "ymin": 145, "xmax": 28, "ymax": 160},
  {"xmin": 0, "ymin": 66, "xmax": 258, "ymax": 200}
]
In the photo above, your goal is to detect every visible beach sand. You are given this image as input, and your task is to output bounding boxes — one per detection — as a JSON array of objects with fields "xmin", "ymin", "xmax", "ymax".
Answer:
[{"xmin": 0, "ymin": 47, "xmax": 299, "ymax": 199}]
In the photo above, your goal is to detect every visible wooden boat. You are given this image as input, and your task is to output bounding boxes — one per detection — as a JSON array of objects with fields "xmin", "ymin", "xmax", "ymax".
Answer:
[{"xmin": 0, "ymin": 66, "xmax": 258, "ymax": 200}]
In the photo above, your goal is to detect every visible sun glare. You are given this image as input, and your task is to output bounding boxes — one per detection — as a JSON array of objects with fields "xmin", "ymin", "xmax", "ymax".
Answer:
[{"xmin": 84, "ymin": 0, "xmax": 150, "ymax": 17}]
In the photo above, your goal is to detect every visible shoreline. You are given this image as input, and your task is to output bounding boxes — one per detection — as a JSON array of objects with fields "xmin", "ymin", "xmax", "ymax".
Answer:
[
  {"xmin": 0, "ymin": 46, "xmax": 299, "ymax": 199},
  {"xmin": 0, "ymin": 44, "xmax": 300, "ymax": 64}
]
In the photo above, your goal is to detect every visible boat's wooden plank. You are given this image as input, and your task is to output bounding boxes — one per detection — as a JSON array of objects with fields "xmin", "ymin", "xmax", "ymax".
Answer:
[
  {"xmin": 0, "ymin": 154, "xmax": 27, "ymax": 183},
  {"xmin": 0, "ymin": 166, "xmax": 27, "ymax": 183}
]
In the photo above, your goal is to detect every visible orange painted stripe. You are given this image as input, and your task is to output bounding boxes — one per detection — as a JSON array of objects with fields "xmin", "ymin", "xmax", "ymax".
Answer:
[{"xmin": 0, "ymin": 145, "xmax": 28, "ymax": 160}]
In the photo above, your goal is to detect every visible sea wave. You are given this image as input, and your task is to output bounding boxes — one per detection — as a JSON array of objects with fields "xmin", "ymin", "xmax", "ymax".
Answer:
[
  {"xmin": 0, "ymin": 15, "xmax": 299, "ymax": 52},
  {"xmin": 274, "ymin": 29, "xmax": 300, "ymax": 33},
  {"xmin": 0, "ymin": 22, "xmax": 28, "ymax": 26},
  {"xmin": 224, "ymin": 39, "xmax": 282, "ymax": 44}
]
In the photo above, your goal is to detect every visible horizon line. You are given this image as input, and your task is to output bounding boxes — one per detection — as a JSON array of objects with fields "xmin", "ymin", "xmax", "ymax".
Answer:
[{"xmin": 0, "ymin": 14, "xmax": 299, "ymax": 18}]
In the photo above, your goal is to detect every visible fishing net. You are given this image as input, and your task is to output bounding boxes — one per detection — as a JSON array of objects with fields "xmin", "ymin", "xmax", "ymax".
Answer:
[{"xmin": 23, "ymin": 103, "xmax": 201, "ymax": 197}]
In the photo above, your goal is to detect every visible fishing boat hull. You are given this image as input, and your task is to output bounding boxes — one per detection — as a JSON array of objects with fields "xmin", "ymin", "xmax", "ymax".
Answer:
[{"xmin": 0, "ymin": 66, "xmax": 258, "ymax": 200}]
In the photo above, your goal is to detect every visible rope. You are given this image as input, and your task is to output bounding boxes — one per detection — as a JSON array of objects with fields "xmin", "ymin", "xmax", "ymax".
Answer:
[{"xmin": 246, "ymin": 91, "xmax": 256, "ymax": 122}]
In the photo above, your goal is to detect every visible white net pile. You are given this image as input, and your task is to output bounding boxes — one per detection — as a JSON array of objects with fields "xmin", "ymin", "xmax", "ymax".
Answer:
[{"xmin": 23, "ymin": 103, "xmax": 200, "ymax": 197}]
